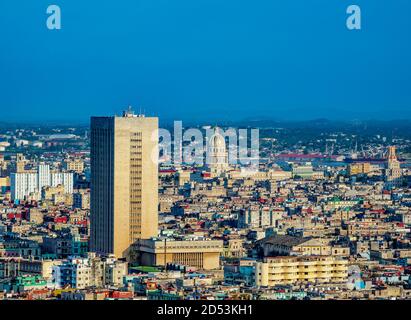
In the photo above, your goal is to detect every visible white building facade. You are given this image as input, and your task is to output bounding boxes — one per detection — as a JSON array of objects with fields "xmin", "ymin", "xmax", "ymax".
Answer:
[{"xmin": 10, "ymin": 164, "xmax": 74, "ymax": 201}]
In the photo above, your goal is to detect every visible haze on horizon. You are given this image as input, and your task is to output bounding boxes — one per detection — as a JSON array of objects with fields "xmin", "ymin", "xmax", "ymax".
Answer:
[{"xmin": 0, "ymin": 0, "xmax": 410, "ymax": 123}]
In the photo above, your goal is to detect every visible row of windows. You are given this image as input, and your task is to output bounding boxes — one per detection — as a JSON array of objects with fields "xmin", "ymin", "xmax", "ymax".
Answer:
[{"xmin": 268, "ymin": 270, "xmax": 346, "ymax": 275}]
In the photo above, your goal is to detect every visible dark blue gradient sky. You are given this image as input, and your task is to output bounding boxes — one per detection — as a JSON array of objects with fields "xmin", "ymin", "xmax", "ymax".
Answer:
[{"xmin": 0, "ymin": 0, "xmax": 410, "ymax": 123}]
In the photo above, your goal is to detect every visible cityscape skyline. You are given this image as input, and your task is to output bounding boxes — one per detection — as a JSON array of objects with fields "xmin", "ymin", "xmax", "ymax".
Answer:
[
  {"xmin": 2, "ymin": 113, "xmax": 411, "ymax": 301},
  {"xmin": 4, "ymin": 114, "xmax": 411, "ymax": 126},
  {"xmin": 2, "ymin": 0, "xmax": 411, "ymax": 306}
]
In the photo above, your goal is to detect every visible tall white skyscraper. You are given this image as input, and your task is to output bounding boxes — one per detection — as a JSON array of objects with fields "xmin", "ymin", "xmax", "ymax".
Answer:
[
  {"xmin": 38, "ymin": 164, "xmax": 51, "ymax": 191},
  {"xmin": 10, "ymin": 173, "xmax": 38, "ymax": 201}
]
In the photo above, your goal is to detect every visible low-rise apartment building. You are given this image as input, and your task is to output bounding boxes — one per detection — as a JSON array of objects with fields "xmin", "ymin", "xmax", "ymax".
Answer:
[{"xmin": 255, "ymin": 255, "xmax": 348, "ymax": 286}]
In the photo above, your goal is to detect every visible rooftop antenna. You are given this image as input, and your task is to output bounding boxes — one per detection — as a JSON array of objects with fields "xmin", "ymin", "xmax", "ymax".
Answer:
[{"xmin": 123, "ymin": 105, "xmax": 135, "ymax": 117}]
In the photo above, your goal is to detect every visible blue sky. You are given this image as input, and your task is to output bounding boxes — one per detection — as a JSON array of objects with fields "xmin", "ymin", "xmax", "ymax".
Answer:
[{"xmin": 0, "ymin": 0, "xmax": 410, "ymax": 123}]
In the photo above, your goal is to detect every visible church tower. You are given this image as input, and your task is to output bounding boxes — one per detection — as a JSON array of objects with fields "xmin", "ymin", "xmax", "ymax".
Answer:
[{"xmin": 208, "ymin": 127, "xmax": 228, "ymax": 175}]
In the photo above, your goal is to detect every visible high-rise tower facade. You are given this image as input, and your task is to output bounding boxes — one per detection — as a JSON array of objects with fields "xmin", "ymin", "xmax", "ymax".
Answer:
[
  {"xmin": 90, "ymin": 109, "xmax": 159, "ymax": 258},
  {"xmin": 385, "ymin": 146, "xmax": 403, "ymax": 188}
]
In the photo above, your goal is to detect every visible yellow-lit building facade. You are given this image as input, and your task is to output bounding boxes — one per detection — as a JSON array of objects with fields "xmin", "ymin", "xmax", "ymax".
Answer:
[
  {"xmin": 0, "ymin": 177, "xmax": 10, "ymax": 189},
  {"xmin": 135, "ymin": 239, "xmax": 223, "ymax": 270},
  {"xmin": 63, "ymin": 158, "xmax": 84, "ymax": 174},
  {"xmin": 90, "ymin": 109, "xmax": 159, "ymax": 258},
  {"xmin": 255, "ymin": 256, "xmax": 348, "ymax": 286},
  {"xmin": 348, "ymin": 163, "xmax": 371, "ymax": 176}
]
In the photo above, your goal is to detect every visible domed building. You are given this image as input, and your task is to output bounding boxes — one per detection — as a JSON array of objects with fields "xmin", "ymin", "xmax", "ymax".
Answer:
[{"xmin": 207, "ymin": 127, "xmax": 228, "ymax": 175}]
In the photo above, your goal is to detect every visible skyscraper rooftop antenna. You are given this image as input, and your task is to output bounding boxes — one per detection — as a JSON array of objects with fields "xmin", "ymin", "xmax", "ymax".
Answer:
[
  {"xmin": 135, "ymin": 105, "xmax": 145, "ymax": 118},
  {"xmin": 123, "ymin": 105, "xmax": 135, "ymax": 117}
]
